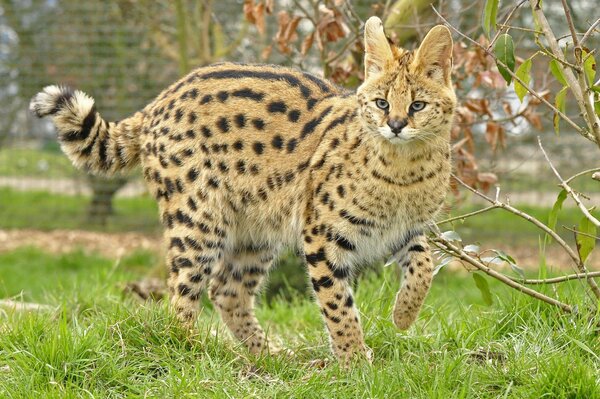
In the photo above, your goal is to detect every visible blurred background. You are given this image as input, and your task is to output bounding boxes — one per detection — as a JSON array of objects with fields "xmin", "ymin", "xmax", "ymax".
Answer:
[{"xmin": 0, "ymin": 0, "xmax": 598, "ymax": 300}]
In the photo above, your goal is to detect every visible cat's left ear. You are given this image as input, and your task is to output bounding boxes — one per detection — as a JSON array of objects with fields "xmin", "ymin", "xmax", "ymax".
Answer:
[
  {"xmin": 363, "ymin": 16, "xmax": 394, "ymax": 80},
  {"xmin": 413, "ymin": 25, "xmax": 453, "ymax": 86}
]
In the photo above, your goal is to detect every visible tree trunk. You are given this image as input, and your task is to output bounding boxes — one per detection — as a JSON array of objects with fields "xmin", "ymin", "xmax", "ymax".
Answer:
[{"xmin": 85, "ymin": 175, "xmax": 128, "ymax": 226}]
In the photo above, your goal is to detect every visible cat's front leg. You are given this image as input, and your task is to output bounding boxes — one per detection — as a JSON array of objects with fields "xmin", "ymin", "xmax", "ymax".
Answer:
[
  {"xmin": 302, "ymin": 231, "xmax": 370, "ymax": 363},
  {"xmin": 392, "ymin": 233, "xmax": 434, "ymax": 329}
]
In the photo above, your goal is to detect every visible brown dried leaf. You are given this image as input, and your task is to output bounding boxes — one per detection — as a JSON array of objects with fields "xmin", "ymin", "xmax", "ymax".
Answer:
[
  {"xmin": 479, "ymin": 70, "xmax": 507, "ymax": 89},
  {"xmin": 485, "ymin": 122, "xmax": 500, "ymax": 151},
  {"xmin": 275, "ymin": 11, "xmax": 291, "ymax": 53},
  {"xmin": 301, "ymin": 31, "xmax": 315, "ymax": 56},
  {"xmin": 284, "ymin": 15, "xmax": 302, "ymax": 43},
  {"xmin": 243, "ymin": 0, "xmax": 256, "ymax": 23},
  {"xmin": 316, "ymin": 5, "xmax": 347, "ymax": 43},
  {"xmin": 477, "ymin": 172, "xmax": 498, "ymax": 192},
  {"xmin": 261, "ymin": 44, "xmax": 273, "ymax": 60},
  {"xmin": 502, "ymin": 101, "xmax": 512, "ymax": 116},
  {"xmin": 254, "ymin": 2, "xmax": 266, "ymax": 35},
  {"xmin": 524, "ymin": 109, "xmax": 543, "ymax": 130},
  {"xmin": 265, "ymin": 0, "xmax": 274, "ymax": 14}
]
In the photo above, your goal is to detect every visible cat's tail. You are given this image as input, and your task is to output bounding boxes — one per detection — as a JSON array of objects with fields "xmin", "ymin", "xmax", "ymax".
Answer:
[{"xmin": 30, "ymin": 85, "xmax": 143, "ymax": 175}]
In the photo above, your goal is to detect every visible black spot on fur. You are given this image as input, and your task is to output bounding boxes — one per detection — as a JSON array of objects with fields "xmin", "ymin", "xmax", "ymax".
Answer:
[
  {"xmin": 233, "ymin": 140, "xmax": 244, "ymax": 151},
  {"xmin": 217, "ymin": 117, "xmax": 230, "ymax": 133},
  {"xmin": 217, "ymin": 91, "xmax": 229, "ymax": 102},
  {"xmin": 252, "ymin": 142, "xmax": 265, "ymax": 155},
  {"xmin": 286, "ymin": 138, "xmax": 297, "ymax": 153},
  {"xmin": 311, "ymin": 276, "xmax": 334, "ymax": 292},
  {"xmin": 234, "ymin": 114, "xmax": 246, "ymax": 128},
  {"xmin": 288, "ymin": 109, "xmax": 301, "ymax": 122},
  {"xmin": 268, "ymin": 101, "xmax": 287, "ymax": 113},
  {"xmin": 272, "ymin": 135, "xmax": 284, "ymax": 149},
  {"xmin": 252, "ymin": 118, "xmax": 265, "ymax": 130}
]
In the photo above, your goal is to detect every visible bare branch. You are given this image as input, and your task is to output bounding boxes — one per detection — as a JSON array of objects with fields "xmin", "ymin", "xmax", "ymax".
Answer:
[
  {"xmin": 509, "ymin": 271, "xmax": 600, "ymax": 285},
  {"xmin": 562, "ymin": 225, "xmax": 600, "ymax": 241},
  {"xmin": 565, "ymin": 168, "xmax": 600, "ymax": 184},
  {"xmin": 436, "ymin": 205, "xmax": 498, "ymax": 225},
  {"xmin": 432, "ymin": 236, "xmax": 573, "ymax": 313},
  {"xmin": 538, "ymin": 137, "xmax": 600, "ymax": 229},
  {"xmin": 560, "ymin": 0, "xmax": 579, "ymax": 48},
  {"xmin": 581, "ymin": 17, "xmax": 600, "ymax": 46}
]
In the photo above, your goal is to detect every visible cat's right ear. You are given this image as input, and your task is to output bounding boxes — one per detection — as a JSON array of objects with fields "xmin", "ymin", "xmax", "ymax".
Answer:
[{"xmin": 364, "ymin": 17, "xmax": 393, "ymax": 80}]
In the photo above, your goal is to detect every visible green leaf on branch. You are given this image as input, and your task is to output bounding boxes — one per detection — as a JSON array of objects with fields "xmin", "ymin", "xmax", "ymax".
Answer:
[
  {"xmin": 515, "ymin": 58, "xmax": 532, "ymax": 102},
  {"xmin": 491, "ymin": 249, "xmax": 525, "ymax": 278},
  {"xmin": 549, "ymin": 59, "xmax": 567, "ymax": 86},
  {"xmin": 576, "ymin": 216, "xmax": 597, "ymax": 263},
  {"xmin": 583, "ymin": 50, "xmax": 596, "ymax": 86},
  {"xmin": 595, "ymin": 99, "xmax": 600, "ymax": 118},
  {"xmin": 494, "ymin": 34, "xmax": 515, "ymax": 84},
  {"xmin": 441, "ymin": 230, "xmax": 462, "ymax": 242},
  {"xmin": 482, "ymin": 0, "xmax": 499, "ymax": 37},
  {"xmin": 472, "ymin": 273, "xmax": 494, "ymax": 305},
  {"xmin": 547, "ymin": 189, "xmax": 568, "ymax": 238},
  {"xmin": 553, "ymin": 86, "xmax": 568, "ymax": 135}
]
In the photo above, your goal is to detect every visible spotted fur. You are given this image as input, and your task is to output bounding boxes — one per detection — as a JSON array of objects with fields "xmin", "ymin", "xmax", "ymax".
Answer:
[{"xmin": 30, "ymin": 18, "xmax": 456, "ymax": 363}]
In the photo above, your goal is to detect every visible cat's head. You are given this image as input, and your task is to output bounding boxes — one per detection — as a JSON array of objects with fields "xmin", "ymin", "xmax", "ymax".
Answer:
[{"xmin": 357, "ymin": 17, "xmax": 456, "ymax": 146}]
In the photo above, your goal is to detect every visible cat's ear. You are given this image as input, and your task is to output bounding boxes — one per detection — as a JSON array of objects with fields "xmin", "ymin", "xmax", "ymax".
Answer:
[
  {"xmin": 413, "ymin": 25, "xmax": 453, "ymax": 86},
  {"xmin": 363, "ymin": 16, "xmax": 393, "ymax": 80}
]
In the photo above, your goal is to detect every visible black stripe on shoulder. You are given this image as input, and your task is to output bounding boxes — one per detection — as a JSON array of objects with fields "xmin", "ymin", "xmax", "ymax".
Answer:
[
  {"xmin": 300, "ymin": 106, "xmax": 333, "ymax": 139},
  {"xmin": 301, "ymin": 71, "xmax": 332, "ymax": 93},
  {"xmin": 231, "ymin": 88, "xmax": 265, "ymax": 102},
  {"xmin": 323, "ymin": 110, "xmax": 349, "ymax": 133},
  {"xmin": 199, "ymin": 69, "xmax": 313, "ymax": 99}
]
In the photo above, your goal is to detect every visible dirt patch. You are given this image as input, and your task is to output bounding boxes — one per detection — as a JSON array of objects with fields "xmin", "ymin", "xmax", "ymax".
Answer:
[
  {"xmin": 0, "ymin": 229, "xmax": 161, "ymax": 259},
  {"xmin": 0, "ymin": 229, "xmax": 596, "ymax": 269}
]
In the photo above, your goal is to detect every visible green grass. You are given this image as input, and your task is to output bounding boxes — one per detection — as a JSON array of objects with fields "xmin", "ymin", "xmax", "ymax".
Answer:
[
  {"xmin": 0, "ymin": 187, "xmax": 160, "ymax": 233},
  {"xmin": 0, "ymin": 147, "xmax": 79, "ymax": 178},
  {"xmin": 1, "ymin": 248, "xmax": 598, "ymax": 398}
]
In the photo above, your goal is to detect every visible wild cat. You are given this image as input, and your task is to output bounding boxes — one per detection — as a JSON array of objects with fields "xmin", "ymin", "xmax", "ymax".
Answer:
[{"xmin": 30, "ymin": 17, "xmax": 456, "ymax": 362}]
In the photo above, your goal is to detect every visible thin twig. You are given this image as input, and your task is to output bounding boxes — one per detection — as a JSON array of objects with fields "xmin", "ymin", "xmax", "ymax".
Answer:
[
  {"xmin": 581, "ymin": 17, "xmax": 600, "ymax": 46},
  {"xmin": 538, "ymin": 137, "xmax": 600, "ymax": 229},
  {"xmin": 565, "ymin": 167, "xmax": 600, "ymax": 184},
  {"xmin": 487, "ymin": 0, "xmax": 528, "ymax": 50},
  {"xmin": 496, "ymin": 24, "xmax": 542, "ymax": 35},
  {"xmin": 560, "ymin": 0, "xmax": 579, "ymax": 48},
  {"xmin": 509, "ymin": 271, "xmax": 600, "ymax": 285},
  {"xmin": 432, "ymin": 236, "xmax": 573, "ymax": 313},
  {"xmin": 436, "ymin": 205, "xmax": 498, "ymax": 225},
  {"xmin": 562, "ymin": 225, "xmax": 600, "ymax": 241}
]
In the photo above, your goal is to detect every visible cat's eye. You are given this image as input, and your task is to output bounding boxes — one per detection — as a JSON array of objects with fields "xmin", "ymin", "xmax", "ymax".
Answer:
[
  {"xmin": 375, "ymin": 99, "xmax": 389, "ymax": 110},
  {"xmin": 409, "ymin": 101, "xmax": 426, "ymax": 112}
]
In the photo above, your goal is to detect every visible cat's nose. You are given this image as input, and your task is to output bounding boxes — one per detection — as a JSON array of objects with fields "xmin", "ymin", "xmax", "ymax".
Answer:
[{"xmin": 387, "ymin": 118, "xmax": 408, "ymax": 134}]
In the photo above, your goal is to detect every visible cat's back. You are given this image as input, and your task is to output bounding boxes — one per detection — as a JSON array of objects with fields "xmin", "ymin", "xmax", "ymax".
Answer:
[
  {"xmin": 144, "ymin": 62, "xmax": 342, "ymax": 124},
  {"xmin": 138, "ymin": 62, "xmax": 347, "ymax": 248}
]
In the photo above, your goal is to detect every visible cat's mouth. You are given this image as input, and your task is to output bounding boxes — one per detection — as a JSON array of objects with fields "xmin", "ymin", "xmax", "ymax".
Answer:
[{"xmin": 378, "ymin": 126, "xmax": 415, "ymax": 144}]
